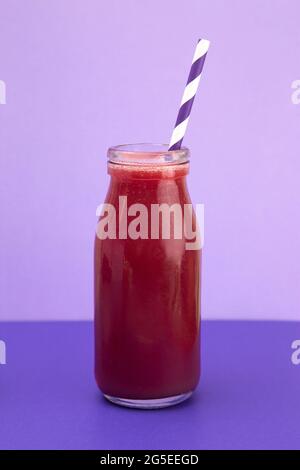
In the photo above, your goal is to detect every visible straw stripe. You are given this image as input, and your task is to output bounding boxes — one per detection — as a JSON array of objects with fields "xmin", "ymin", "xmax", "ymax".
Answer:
[
  {"xmin": 174, "ymin": 97, "xmax": 195, "ymax": 127},
  {"xmin": 192, "ymin": 38, "xmax": 210, "ymax": 63},
  {"xmin": 169, "ymin": 117, "xmax": 189, "ymax": 149},
  {"xmin": 186, "ymin": 55, "xmax": 207, "ymax": 84},
  {"xmin": 169, "ymin": 38, "xmax": 210, "ymax": 151},
  {"xmin": 180, "ymin": 75, "xmax": 201, "ymax": 105}
]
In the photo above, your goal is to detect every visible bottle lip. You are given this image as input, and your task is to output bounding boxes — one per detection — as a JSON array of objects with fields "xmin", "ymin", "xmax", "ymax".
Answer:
[{"xmin": 108, "ymin": 143, "xmax": 189, "ymax": 166}]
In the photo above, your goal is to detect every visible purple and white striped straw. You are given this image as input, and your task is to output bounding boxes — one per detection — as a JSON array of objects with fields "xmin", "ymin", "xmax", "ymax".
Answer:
[{"xmin": 169, "ymin": 38, "xmax": 210, "ymax": 150}]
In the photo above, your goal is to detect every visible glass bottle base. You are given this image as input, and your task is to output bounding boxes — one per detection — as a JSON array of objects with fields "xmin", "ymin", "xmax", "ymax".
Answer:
[{"xmin": 104, "ymin": 391, "xmax": 193, "ymax": 409}]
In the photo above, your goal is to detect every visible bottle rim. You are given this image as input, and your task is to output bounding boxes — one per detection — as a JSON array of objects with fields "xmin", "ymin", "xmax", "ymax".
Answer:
[{"xmin": 108, "ymin": 143, "xmax": 189, "ymax": 166}]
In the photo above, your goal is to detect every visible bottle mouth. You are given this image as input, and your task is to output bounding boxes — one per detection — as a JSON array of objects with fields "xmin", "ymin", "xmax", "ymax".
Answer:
[{"xmin": 108, "ymin": 143, "xmax": 189, "ymax": 166}]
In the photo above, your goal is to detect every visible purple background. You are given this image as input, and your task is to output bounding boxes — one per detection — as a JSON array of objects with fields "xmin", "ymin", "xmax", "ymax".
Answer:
[{"xmin": 1, "ymin": 0, "xmax": 300, "ymax": 321}]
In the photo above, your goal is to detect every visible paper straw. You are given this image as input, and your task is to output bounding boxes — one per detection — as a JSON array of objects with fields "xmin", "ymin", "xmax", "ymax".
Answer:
[{"xmin": 169, "ymin": 39, "xmax": 210, "ymax": 150}]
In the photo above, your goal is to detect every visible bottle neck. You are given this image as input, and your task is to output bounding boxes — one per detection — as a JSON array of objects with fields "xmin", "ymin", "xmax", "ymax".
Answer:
[{"xmin": 107, "ymin": 162, "xmax": 189, "ymax": 181}]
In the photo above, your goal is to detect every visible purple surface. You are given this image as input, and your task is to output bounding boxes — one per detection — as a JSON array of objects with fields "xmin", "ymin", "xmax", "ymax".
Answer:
[
  {"xmin": 0, "ymin": 320, "xmax": 299, "ymax": 450},
  {"xmin": 1, "ymin": 0, "xmax": 300, "ymax": 321}
]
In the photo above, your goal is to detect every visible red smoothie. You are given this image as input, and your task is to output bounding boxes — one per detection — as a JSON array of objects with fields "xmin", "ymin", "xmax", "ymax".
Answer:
[{"xmin": 94, "ymin": 145, "xmax": 201, "ymax": 407}]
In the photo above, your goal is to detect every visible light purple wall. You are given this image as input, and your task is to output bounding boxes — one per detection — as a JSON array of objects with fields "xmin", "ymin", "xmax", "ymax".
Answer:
[{"xmin": 0, "ymin": 0, "xmax": 299, "ymax": 321}]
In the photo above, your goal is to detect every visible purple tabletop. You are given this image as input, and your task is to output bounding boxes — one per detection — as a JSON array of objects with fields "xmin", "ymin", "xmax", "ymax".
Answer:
[{"xmin": 0, "ymin": 321, "xmax": 299, "ymax": 450}]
